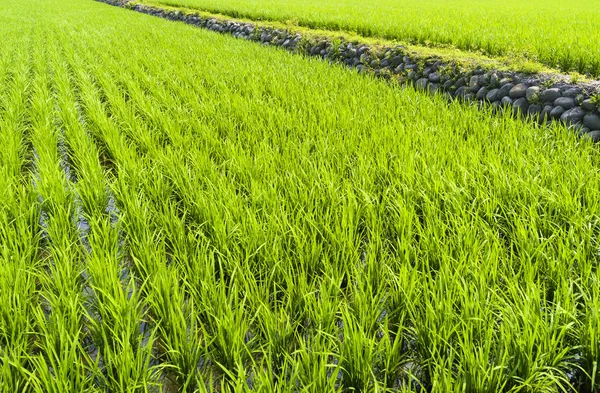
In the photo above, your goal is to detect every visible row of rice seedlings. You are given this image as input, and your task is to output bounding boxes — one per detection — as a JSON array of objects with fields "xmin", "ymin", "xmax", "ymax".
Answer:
[
  {"xmin": 56, "ymin": 32, "xmax": 162, "ymax": 391},
  {"xmin": 69, "ymin": 35, "xmax": 215, "ymax": 390},
  {"xmin": 0, "ymin": 26, "xmax": 42, "ymax": 392},
  {"xmin": 24, "ymin": 27, "xmax": 93, "ymax": 392}
]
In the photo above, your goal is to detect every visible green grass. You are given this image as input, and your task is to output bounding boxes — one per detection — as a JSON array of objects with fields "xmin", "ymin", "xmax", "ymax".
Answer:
[
  {"xmin": 138, "ymin": 0, "xmax": 600, "ymax": 76},
  {"xmin": 1, "ymin": 0, "xmax": 600, "ymax": 391}
]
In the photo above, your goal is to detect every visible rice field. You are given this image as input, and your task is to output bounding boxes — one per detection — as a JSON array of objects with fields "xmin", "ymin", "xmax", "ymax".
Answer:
[
  {"xmin": 2, "ymin": 0, "xmax": 600, "ymax": 392},
  {"xmin": 142, "ymin": 0, "xmax": 600, "ymax": 76}
]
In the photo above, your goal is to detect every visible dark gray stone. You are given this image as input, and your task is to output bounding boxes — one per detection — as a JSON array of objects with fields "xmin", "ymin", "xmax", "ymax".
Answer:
[
  {"xmin": 525, "ymin": 86, "xmax": 541, "ymax": 102},
  {"xmin": 540, "ymin": 88, "xmax": 561, "ymax": 103},
  {"xmin": 496, "ymin": 83, "xmax": 515, "ymax": 99},
  {"xmin": 476, "ymin": 86, "xmax": 489, "ymax": 100},
  {"xmin": 486, "ymin": 89, "xmax": 500, "ymax": 102},
  {"xmin": 501, "ymin": 96, "xmax": 514, "ymax": 106},
  {"xmin": 489, "ymin": 73, "xmax": 499, "ymax": 87},
  {"xmin": 513, "ymin": 97, "xmax": 529, "ymax": 115},
  {"xmin": 550, "ymin": 106, "xmax": 566, "ymax": 119},
  {"xmin": 554, "ymin": 97, "xmax": 576, "ymax": 109},
  {"xmin": 583, "ymin": 114, "xmax": 600, "ymax": 130},
  {"xmin": 454, "ymin": 78, "xmax": 466, "ymax": 89},
  {"xmin": 509, "ymin": 84, "xmax": 528, "ymax": 99},
  {"xmin": 455, "ymin": 86, "xmax": 467, "ymax": 98},
  {"xmin": 415, "ymin": 78, "xmax": 429, "ymax": 90},
  {"xmin": 469, "ymin": 75, "xmax": 481, "ymax": 92},
  {"xmin": 428, "ymin": 83, "xmax": 440, "ymax": 94},
  {"xmin": 560, "ymin": 107, "xmax": 586, "ymax": 124},
  {"xmin": 527, "ymin": 104, "xmax": 542, "ymax": 116},
  {"xmin": 540, "ymin": 105, "xmax": 553, "ymax": 122},
  {"xmin": 428, "ymin": 73, "xmax": 441, "ymax": 83},
  {"xmin": 584, "ymin": 130, "xmax": 600, "ymax": 142},
  {"xmin": 582, "ymin": 99, "xmax": 597, "ymax": 112},
  {"xmin": 563, "ymin": 88, "xmax": 582, "ymax": 98},
  {"xmin": 443, "ymin": 80, "xmax": 453, "ymax": 90},
  {"xmin": 391, "ymin": 56, "xmax": 402, "ymax": 67}
]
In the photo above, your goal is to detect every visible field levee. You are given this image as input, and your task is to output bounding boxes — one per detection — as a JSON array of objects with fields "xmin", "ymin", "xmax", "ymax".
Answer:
[{"xmin": 99, "ymin": 0, "xmax": 600, "ymax": 141}]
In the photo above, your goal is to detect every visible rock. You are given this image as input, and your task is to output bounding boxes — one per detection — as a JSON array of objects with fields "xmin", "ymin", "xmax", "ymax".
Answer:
[
  {"xmin": 464, "ymin": 93, "xmax": 475, "ymax": 101},
  {"xmin": 428, "ymin": 73, "xmax": 441, "ymax": 83},
  {"xmin": 582, "ymin": 99, "xmax": 597, "ymax": 112},
  {"xmin": 261, "ymin": 32, "xmax": 272, "ymax": 42},
  {"xmin": 554, "ymin": 97, "xmax": 576, "ymax": 109},
  {"xmin": 415, "ymin": 78, "xmax": 429, "ymax": 90},
  {"xmin": 486, "ymin": 89, "xmax": 500, "ymax": 102},
  {"xmin": 455, "ymin": 86, "xmax": 467, "ymax": 98},
  {"xmin": 454, "ymin": 78, "xmax": 466, "ymax": 89},
  {"xmin": 482, "ymin": 73, "xmax": 491, "ymax": 85},
  {"xmin": 394, "ymin": 64, "xmax": 403, "ymax": 73},
  {"xmin": 509, "ymin": 84, "xmax": 528, "ymax": 99},
  {"xmin": 489, "ymin": 73, "xmax": 499, "ymax": 87},
  {"xmin": 496, "ymin": 83, "xmax": 515, "ymax": 99},
  {"xmin": 540, "ymin": 88, "xmax": 561, "ymax": 103},
  {"xmin": 428, "ymin": 83, "xmax": 440, "ymax": 94},
  {"xmin": 380, "ymin": 58, "xmax": 390, "ymax": 67},
  {"xmin": 501, "ymin": 96, "xmax": 514, "ymax": 106},
  {"xmin": 513, "ymin": 97, "xmax": 529, "ymax": 115},
  {"xmin": 540, "ymin": 105, "xmax": 553, "ymax": 122},
  {"xmin": 563, "ymin": 88, "xmax": 582, "ymax": 98},
  {"xmin": 476, "ymin": 86, "xmax": 489, "ymax": 100},
  {"xmin": 391, "ymin": 56, "xmax": 402, "ymax": 67},
  {"xmin": 550, "ymin": 106, "xmax": 566, "ymax": 119},
  {"xmin": 527, "ymin": 104, "xmax": 542, "ymax": 116},
  {"xmin": 469, "ymin": 75, "xmax": 481, "ymax": 92},
  {"xmin": 525, "ymin": 86, "xmax": 541, "ymax": 102},
  {"xmin": 584, "ymin": 130, "xmax": 600, "ymax": 142},
  {"xmin": 443, "ymin": 80, "xmax": 453, "ymax": 90},
  {"xmin": 560, "ymin": 107, "xmax": 586, "ymax": 124},
  {"xmin": 499, "ymin": 78, "xmax": 512, "ymax": 86},
  {"xmin": 583, "ymin": 114, "xmax": 600, "ymax": 130}
]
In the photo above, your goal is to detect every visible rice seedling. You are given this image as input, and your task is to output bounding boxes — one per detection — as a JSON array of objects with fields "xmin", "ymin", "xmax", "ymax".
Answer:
[{"xmin": 138, "ymin": 0, "xmax": 600, "ymax": 75}]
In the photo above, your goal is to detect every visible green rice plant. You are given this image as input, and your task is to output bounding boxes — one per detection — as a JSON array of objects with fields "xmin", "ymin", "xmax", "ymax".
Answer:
[{"xmin": 141, "ymin": 0, "xmax": 600, "ymax": 75}]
